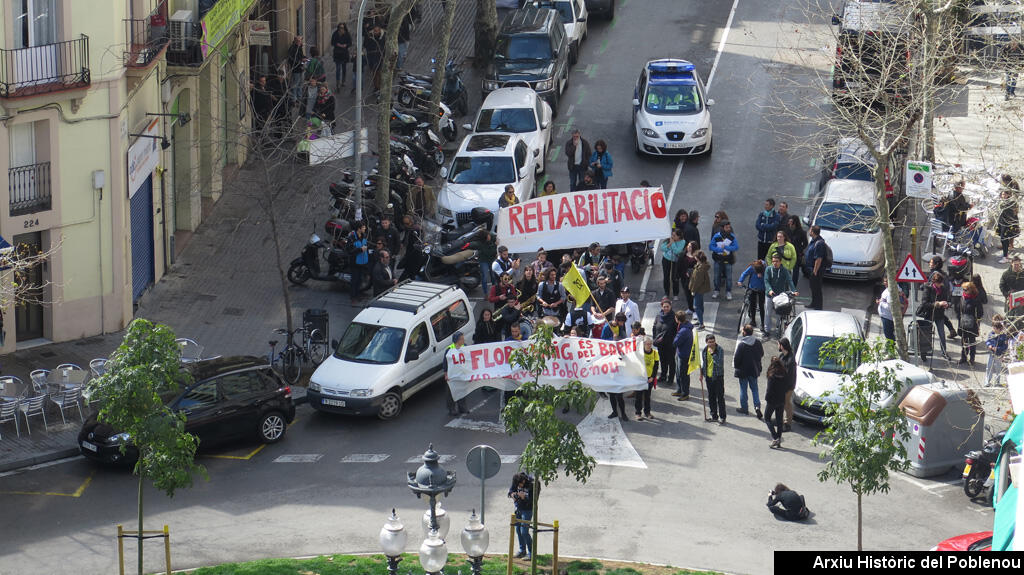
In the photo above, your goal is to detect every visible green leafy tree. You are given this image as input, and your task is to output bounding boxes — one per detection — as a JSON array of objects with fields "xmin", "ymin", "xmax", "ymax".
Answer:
[
  {"xmin": 814, "ymin": 336, "xmax": 910, "ymax": 550},
  {"xmin": 502, "ymin": 322, "xmax": 597, "ymax": 575},
  {"xmin": 86, "ymin": 319, "xmax": 207, "ymax": 575}
]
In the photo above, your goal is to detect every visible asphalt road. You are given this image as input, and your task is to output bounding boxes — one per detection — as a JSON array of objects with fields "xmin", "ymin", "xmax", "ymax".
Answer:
[{"xmin": 0, "ymin": 2, "xmax": 995, "ymax": 574}]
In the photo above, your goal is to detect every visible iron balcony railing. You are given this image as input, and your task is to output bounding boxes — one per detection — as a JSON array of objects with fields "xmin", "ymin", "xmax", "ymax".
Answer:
[
  {"xmin": 0, "ymin": 35, "xmax": 90, "ymax": 98},
  {"xmin": 166, "ymin": 24, "xmax": 203, "ymax": 67},
  {"xmin": 125, "ymin": 1, "xmax": 170, "ymax": 68},
  {"xmin": 9, "ymin": 162, "xmax": 52, "ymax": 216}
]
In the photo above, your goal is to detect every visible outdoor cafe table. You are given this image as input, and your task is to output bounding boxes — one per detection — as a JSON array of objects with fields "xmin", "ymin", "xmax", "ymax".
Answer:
[
  {"xmin": 44, "ymin": 369, "xmax": 88, "ymax": 396},
  {"xmin": 0, "ymin": 376, "xmax": 28, "ymax": 400}
]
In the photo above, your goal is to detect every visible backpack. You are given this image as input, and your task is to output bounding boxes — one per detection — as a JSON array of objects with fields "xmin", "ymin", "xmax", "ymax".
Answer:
[{"xmin": 822, "ymin": 241, "xmax": 833, "ymax": 271}]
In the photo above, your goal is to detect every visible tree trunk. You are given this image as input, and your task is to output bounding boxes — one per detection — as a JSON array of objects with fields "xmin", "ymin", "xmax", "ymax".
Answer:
[
  {"xmin": 857, "ymin": 491, "xmax": 863, "ymax": 551},
  {"xmin": 474, "ymin": 0, "xmax": 498, "ymax": 68},
  {"xmin": 376, "ymin": 0, "xmax": 419, "ymax": 208},
  {"xmin": 920, "ymin": 8, "xmax": 939, "ymax": 163},
  {"xmin": 137, "ymin": 463, "xmax": 144, "ymax": 575},
  {"xmin": 874, "ymin": 162, "xmax": 909, "ymax": 360},
  {"xmin": 266, "ymin": 201, "xmax": 294, "ymax": 335},
  {"xmin": 531, "ymin": 476, "xmax": 539, "ymax": 575},
  {"xmin": 431, "ymin": 0, "xmax": 458, "ymax": 132}
]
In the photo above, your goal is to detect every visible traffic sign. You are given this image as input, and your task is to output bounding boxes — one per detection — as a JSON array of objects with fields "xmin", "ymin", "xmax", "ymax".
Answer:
[
  {"xmin": 897, "ymin": 254, "xmax": 926, "ymax": 283},
  {"xmin": 466, "ymin": 445, "xmax": 501, "ymax": 480},
  {"xmin": 906, "ymin": 160, "xmax": 933, "ymax": 199}
]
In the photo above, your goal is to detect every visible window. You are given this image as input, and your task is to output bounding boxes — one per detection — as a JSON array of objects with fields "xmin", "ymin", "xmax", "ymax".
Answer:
[
  {"xmin": 514, "ymin": 141, "xmax": 528, "ymax": 172},
  {"xmin": 178, "ymin": 381, "xmax": 219, "ymax": 410},
  {"xmin": 218, "ymin": 372, "xmax": 264, "ymax": 398},
  {"xmin": 497, "ymin": 35, "xmax": 552, "ymax": 60},
  {"xmin": 431, "ymin": 300, "xmax": 470, "ymax": 343},
  {"xmin": 815, "ymin": 202, "xmax": 879, "ymax": 234},
  {"xmin": 644, "ymin": 84, "xmax": 702, "ymax": 114},
  {"xmin": 448, "ymin": 156, "xmax": 516, "ymax": 184},
  {"xmin": 14, "ymin": 0, "xmax": 57, "ymax": 48},
  {"xmin": 475, "ymin": 108, "xmax": 537, "ymax": 133},
  {"xmin": 335, "ymin": 323, "xmax": 405, "ymax": 364},
  {"xmin": 406, "ymin": 322, "xmax": 430, "ymax": 359}
]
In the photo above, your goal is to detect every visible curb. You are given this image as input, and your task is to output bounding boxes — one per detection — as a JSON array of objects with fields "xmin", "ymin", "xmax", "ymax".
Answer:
[{"xmin": 0, "ymin": 447, "xmax": 80, "ymax": 473}]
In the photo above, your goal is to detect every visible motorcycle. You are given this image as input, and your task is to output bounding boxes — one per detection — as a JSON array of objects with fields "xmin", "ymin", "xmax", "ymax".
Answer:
[
  {"xmin": 394, "ymin": 101, "xmax": 457, "ymax": 143},
  {"xmin": 329, "ymin": 154, "xmax": 416, "ymax": 220},
  {"xmin": 396, "ymin": 58, "xmax": 469, "ymax": 117},
  {"xmin": 628, "ymin": 241, "xmax": 653, "ymax": 274},
  {"xmin": 419, "ymin": 207, "xmax": 493, "ymax": 291},
  {"xmin": 963, "ymin": 426, "xmax": 1006, "ymax": 499},
  {"xmin": 286, "ymin": 229, "xmax": 371, "ymax": 291},
  {"xmin": 947, "ymin": 245, "xmax": 973, "ymax": 320},
  {"xmin": 390, "ymin": 136, "xmax": 442, "ymax": 179}
]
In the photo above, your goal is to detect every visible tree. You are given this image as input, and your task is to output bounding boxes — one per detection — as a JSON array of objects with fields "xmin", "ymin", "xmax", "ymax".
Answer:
[
  {"xmin": 474, "ymin": 0, "xmax": 499, "ymax": 68},
  {"xmin": 0, "ymin": 237, "xmax": 62, "ymax": 315},
  {"xmin": 430, "ymin": 0, "xmax": 459, "ymax": 131},
  {"xmin": 375, "ymin": 0, "xmax": 420, "ymax": 207},
  {"xmin": 86, "ymin": 318, "xmax": 207, "ymax": 575},
  {"xmin": 771, "ymin": 0, "xmax": 979, "ymax": 360},
  {"xmin": 502, "ymin": 322, "xmax": 597, "ymax": 575},
  {"xmin": 813, "ymin": 336, "xmax": 910, "ymax": 551}
]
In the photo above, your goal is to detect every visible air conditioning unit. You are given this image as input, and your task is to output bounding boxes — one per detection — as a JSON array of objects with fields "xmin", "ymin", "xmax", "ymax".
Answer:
[{"xmin": 169, "ymin": 10, "xmax": 195, "ymax": 51}]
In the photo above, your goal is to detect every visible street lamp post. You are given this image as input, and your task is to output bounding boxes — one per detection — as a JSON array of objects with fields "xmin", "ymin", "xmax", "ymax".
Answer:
[
  {"xmin": 353, "ymin": 0, "xmax": 370, "ymax": 221},
  {"xmin": 461, "ymin": 510, "xmax": 489, "ymax": 575},
  {"xmin": 407, "ymin": 444, "xmax": 457, "ymax": 532},
  {"xmin": 379, "ymin": 509, "xmax": 407, "ymax": 575}
]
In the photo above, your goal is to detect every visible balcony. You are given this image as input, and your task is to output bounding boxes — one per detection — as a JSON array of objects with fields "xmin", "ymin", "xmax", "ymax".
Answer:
[
  {"xmin": 9, "ymin": 162, "xmax": 52, "ymax": 216},
  {"xmin": 166, "ymin": 24, "xmax": 203, "ymax": 67},
  {"xmin": 0, "ymin": 36, "xmax": 90, "ymax": 99},
  {"xmin": 125, "ymin": 1, "xmax": 170, "ymax": 69}
]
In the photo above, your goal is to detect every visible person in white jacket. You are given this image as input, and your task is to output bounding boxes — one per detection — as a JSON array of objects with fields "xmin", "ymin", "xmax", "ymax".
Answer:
[{"xmin": 615, "ymin": 286, "xmax": 640, "ymax": 328}]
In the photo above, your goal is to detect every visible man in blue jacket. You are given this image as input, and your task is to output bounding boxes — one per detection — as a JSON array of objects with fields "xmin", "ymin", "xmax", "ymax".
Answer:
[
  {"xmin": 673, "ymin": 310, "xmax": 694, "ymax": 401},
  {"xmin": 710, "ymin": 220, "xmax": 740, "ymax": 300},
  {"xmin": 755, "ymin": 198, "xmax": 781, "ymax": 261}
]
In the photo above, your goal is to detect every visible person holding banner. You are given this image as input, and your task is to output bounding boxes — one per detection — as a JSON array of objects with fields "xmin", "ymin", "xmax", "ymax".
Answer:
[
  {"xmin": 443, "ymin": 332, "xmax": 469, "ymax": 416},
  {"xmin": 635, "ymin": 337, "xmax": 660, "ymax": 420},
  {"xmin": 602, "ymin": 312, "xmax": 630, "ymax": 420},
  {"xmin": 700, "ymin": 333, "xmax": 726, "ymax": 424}
]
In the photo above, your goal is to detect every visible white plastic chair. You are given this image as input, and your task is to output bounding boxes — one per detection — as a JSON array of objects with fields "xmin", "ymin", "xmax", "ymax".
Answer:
[
  {"xmin": 50, "ymin": 387, "xmax": 83, "ymax": 425},
  {"xmin": 0, "ymin": 399, "xmax": 20, "ymax": 439},
  {"xmin": 18, "ymin": 395, "xmax": 47, "ymax": 434}
]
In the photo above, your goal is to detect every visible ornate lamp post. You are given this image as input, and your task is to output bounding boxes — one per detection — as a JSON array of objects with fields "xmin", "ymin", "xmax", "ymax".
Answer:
[
  {"xmin": 379, "ymin": 509, "xmax": 407, "ymax": 575},
  {"xmin": 407, "ymin": 444, "xmax": 457, "ymax": 533},
  {"xmin": 461, "ymin": 510, "xmax": 489, "ymax": 575}
]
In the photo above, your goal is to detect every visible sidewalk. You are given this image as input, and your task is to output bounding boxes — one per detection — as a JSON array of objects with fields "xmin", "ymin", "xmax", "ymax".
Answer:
[
  {"xmin": 927, "ymin": 73, "xmax": 1024, "ymax": 423},
  {"xmin": 0, "ymin": 4, "xmax": 478, "ymax": 473}
]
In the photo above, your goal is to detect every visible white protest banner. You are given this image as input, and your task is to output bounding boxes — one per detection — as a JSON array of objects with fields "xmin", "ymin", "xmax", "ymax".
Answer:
[
  {"xmin": 446, "ymin": 336, "xmax": 648, "ymax": 401},
  {"xmin": 495, "ymin": 187, "xmax": 671, "ymax": 253}
]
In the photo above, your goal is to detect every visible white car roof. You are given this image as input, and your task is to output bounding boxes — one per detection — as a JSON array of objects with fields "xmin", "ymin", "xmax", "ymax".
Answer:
[
  {"xmin": 799, "ymin": 310, "xmax": 862, "ymax": 338},
  {"xmin": 822, "ymin": 178, "xmax": 876, "ymax": 205},
  {"xmin": 481, "ymin": 87, "xmax": 540, "ymax": 109},
  {"xmin": 456, "ymin": 133, "xmax": 520, "ymax": 156}
]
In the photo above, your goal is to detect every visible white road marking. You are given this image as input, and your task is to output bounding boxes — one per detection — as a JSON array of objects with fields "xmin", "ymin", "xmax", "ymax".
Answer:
[
  {"xmin": 706, "ymin": 0, "xmax": 741, "ymax": 91},
  {"xmin": 405, "ymin": 454, "xmax": 456, "ymax": 464},
  {"xmin": 467, "ymin": 398, "xmax": 489, "ymax": 413},
  {"xmin": 639, "ymin": 160, "xmax": 685, "ymax": 294},
  {"xmin": 0, "ymin": 456, "xmax": 82, "ymax": 478},
  {"xmin": 445, "ymin": 416, "xmax": 508, "ymax": 434},
  {"xmin": 500, "ymin": 455, "xmax": 520, "ymax": 464},
  {"xmin": 340, "ymin": 454, "xmax": 391, "ymax": 463},
  {"xmin": 893, "ymin": 472, "xmax": 946, "ymax": 497},
  {"xmin": 577, "ymin": 397, "xmax": 647, "ymax": 469},
  {"xmin": 641, "ymin": 301, "xmax": 660, "ymax": 336},
  {"xmin": 273, "ymin": 454, "xmax": 324, "ymax": 463}
]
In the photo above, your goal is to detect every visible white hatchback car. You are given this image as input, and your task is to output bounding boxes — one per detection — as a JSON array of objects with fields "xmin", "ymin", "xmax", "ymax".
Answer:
[
  {"xmin": 809, "ymin": 178, "xmax": 885, "ymax": 280},
  {"xmin": 632, "ymin": 59, "xmax": 714, "ymax": 156},
  {"xmin": 786, "ymin": 310, "xmax": 864, "ymax": 424},
  {"xmin": 437, "ymin": 133, "xmax": 537, "ymax": 228},
  {"xmin": 464, "ymin": 87, "xmax": 553, "ymax": 175}
]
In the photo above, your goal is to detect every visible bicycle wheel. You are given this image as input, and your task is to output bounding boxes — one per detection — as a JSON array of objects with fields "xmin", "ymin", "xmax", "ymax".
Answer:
[
  {"xmin": 308, "ymin": 329, "xmax": 329, "ymax": 365},
  {"xmin": 282, "ymin": 348, "xmax": 302, "ymax": 385},
  {"xmin": 737, "ymin": 296, "xmax": 750, "ymax": 335}
]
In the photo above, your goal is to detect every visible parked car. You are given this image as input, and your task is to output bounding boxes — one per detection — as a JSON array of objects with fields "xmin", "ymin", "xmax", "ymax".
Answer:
[
  {"xmin": 308, "ymin": 282, "xmax": 475, "ymax": 420},
  {"xmin": 78, "ymin": 356, "xmax": 296, "ymax": 465},
  {"xmin": 535, "ymin": 0, "xmax": 588, "ymax": 64},
  {"xmin": 786, "ymin": 310, "xmax": 863, "ymax": 424},
  {"xmin": 584, "ymin": 0, "xmax": 614, "ymax": 21},
  {"xmin": 464, "ymin": 87, "xmax": 553, "ymax": 174},
  {"xmin": 931, "ymin": 531, "xmax": 993, "ymax": 551},
  {"xmin": 807, "ymin": 178, "xmax": 885, "ymax": 280},
  {"xmin": 965, "ymin": 2, "xmax": 1023, "ymax": 62},
  {"xmin": 437, "ymin": 133, "xmax": 537, "ymax": 229},
  {"xmin": 632, "ymin": 59, "xmax": 714, "ymax": 156},
  {"xmin": 831, "ymin": 0, "xmax": 912, "ymax": 102},
  {"xmin": 818, "ymin": 136, "xmax": 902, "ymax": 200},
  {"xmin": 483, "ymin": 7, "xmax": 571, "ymax": 112}
]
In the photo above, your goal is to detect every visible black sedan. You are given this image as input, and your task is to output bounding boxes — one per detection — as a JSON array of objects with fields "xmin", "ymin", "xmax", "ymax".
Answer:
[{"xmin": 79, "ymin": 356, "xmax": 296, "ymax": 465}]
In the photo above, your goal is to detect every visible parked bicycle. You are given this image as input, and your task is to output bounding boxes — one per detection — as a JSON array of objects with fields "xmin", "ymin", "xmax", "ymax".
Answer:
[
  {"xmin": 769, "ymin": 291, "xmax": 798, "ymax": 340},
  {"xmin": 267, "ymin": 325, "xmax": 329, "ymax": 385},
  {"xmin": 736, "ymin": 285, "xmax": 764, "ymax": 335}
]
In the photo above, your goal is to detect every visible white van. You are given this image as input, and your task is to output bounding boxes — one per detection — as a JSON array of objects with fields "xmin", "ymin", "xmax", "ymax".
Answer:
[{"xmin": 308, "ymin": 282, "xmax": 475, "ymax": 420}]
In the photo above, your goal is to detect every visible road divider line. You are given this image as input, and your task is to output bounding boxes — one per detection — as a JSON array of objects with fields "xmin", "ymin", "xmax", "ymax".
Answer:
[
  {"xmin": 576, "ymin": 87, "xmax": 587, "ymax": 106},
  {"xmin": 706, "ymin": 0, "xmax": 741, "ymax": 91},
  {"xmin": 803, "ymin": 182, "xmax": 812, "ymax": 199},
  {"xmin": 548, "ymin": 145, "xmax": 561, "ymax": 163},
  {"xmin": 639, "ymin": 160, "xmax": 685, "ymax": 295},
  {"xmin": 599, "ymin": 38, "xmax": 609, "ymax": 54},
  {"xmin": 206, "ymin": 444, "xmax": 266, "ymax": 460},
  {"xmin": 0, "ymin": 470, "xmax": 95, "ymax": 498},
  {"xmin": 565, "ymin": 104, "xmax": 575, "ymax": 117}
]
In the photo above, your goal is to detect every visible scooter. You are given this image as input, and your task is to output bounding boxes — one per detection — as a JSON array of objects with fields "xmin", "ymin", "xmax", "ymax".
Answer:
[
  {"xmin": 395, "ymin": 101, "xmax": 458, "ymax": 143},
  {"xmin": 396, "ymin": 58, "xmax": 469, "ymax": 116},
  {"xmin": 286, "ymin": 230, "xmax": 370, "ymax": 292},
  {"xmin": 390, "ymin": 136, "xmax": 442, "ymax": 178},
  {"xmin": 628, "ymin": 241, "xmax": 653, "ymax": 274},
  {"xmin": 419, "ymin": 207, "xmax": 493, "ymax": 291},
  {"xmin": 963, "ymin": 426, "xmax": 1007, "ymax": 499},
  {"xmin": 947, "ymin": 245, "xmax": 973, "ymax": 321},
  {"xmin": 329, "ymin": 154, "xmax": 416, "ymax": 220}
]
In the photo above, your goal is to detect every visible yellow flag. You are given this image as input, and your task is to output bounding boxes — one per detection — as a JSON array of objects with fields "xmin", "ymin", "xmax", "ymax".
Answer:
[
  {"xmin": 561, "ymin": 263, "xmax": 592, "ymax": 305},
  {"xmin": 687, "ymin": 335, "xmax": 700, "ymax": 375}
]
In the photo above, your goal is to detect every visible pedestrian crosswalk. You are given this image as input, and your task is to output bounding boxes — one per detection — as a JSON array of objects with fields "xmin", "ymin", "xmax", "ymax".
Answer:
[{"xmin": 271, "ymin": 451, "xmax": 521, "ymax": 465}]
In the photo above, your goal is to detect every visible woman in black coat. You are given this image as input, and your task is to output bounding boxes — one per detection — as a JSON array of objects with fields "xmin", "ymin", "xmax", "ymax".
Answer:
[
  {"xmin": 763, "ymin": 356, "xmax": 788, "ymax": 448},
  {"xmin": 331, "ymin": 23, "xmax": 352, "ymax": 89},
  {"xmin": 652, "ymin": 297, "xmax": 678, "ymax": 384},
  {"xmin": 919, "ymin": 271, "xmax": 952, "ymax": 360},
  {"xmin": 959, "ymin": 282, "xmax": 984, "ymax": 366},
  {"xmin": 474, "ymin": 308, "xmax": 502, "ymax": 344},
  {"xmin": 786, "ymin": 216, "xmax": 808, "ymax": 287},
  {"xmin": 997, "ymin": 188, "xmax": 1020, "ymax": 262}
]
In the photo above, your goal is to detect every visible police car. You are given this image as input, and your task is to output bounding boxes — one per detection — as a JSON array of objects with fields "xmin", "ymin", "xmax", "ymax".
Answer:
[{"xmin": 632, "ymin": 59, "xmax": 714, "ymax": 156}]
